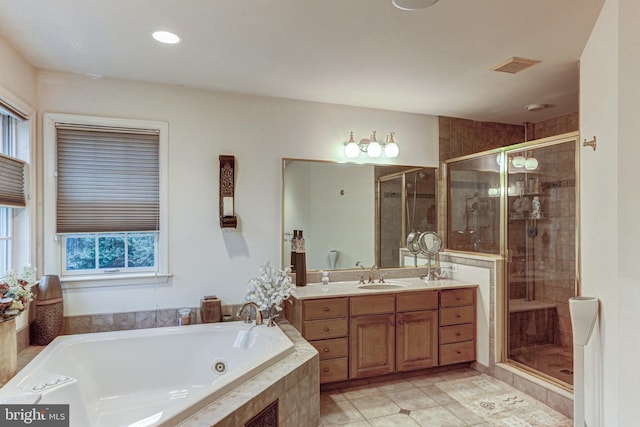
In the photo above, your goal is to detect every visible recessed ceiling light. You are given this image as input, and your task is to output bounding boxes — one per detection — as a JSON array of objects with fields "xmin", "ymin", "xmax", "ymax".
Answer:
[
  {"xmin": 391, "ymin": 0, "xmax": 439, "ymax": 10},
  {"xmin": 525, "ymin": 103, "xmax": 553, "ymax": 112},
  {"xmin": 152, "ymin": 30, "xmax": 181, "ymax": 45}
]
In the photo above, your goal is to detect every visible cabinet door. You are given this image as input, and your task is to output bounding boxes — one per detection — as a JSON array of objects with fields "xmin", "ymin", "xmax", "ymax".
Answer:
[
  {"xmin": 396, "ymin": 310, "xmax": 438, "ymax": 371},
  {"xmin": 350, "ymin": 314, "xmax": 395, "ymax": 379}
]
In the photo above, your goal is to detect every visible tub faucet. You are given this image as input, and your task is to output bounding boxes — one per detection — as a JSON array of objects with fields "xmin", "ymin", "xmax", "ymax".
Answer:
[{"xmin": 237, "ymin": 302, "xmax": 264, "ymax": 326}]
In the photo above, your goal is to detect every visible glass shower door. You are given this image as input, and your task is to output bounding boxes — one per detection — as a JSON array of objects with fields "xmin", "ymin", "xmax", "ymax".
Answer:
[{"xmin": 505, "ymin": 139, "xmax": 577, "ymax": 386}]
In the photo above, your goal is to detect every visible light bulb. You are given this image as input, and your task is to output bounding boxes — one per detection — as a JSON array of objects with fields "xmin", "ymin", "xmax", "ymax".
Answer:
[
  {"xmin": 385, "ymin": 142, "xmax": 399, "ymax": 158},
  {"xmin": 367, "ymin": 131, "xmax": 381, "ymax": 157},
  {"xmin": 344, "ymin": 131, "xmax": 360, "ymax": 158},
  {"xmin": 512, "ymin": 155, "xmax": 526, "ymax": 168},
  {"xmin": 367, "ymin": 141, "xmax": 382, "ymax": 157},
  {"xmin": 525, "ymin": 157, "xmax": 538, "ymax": 170},
  {"xmin": 345, "ymin": 142, "xmax": 360, "ymax": 158}
]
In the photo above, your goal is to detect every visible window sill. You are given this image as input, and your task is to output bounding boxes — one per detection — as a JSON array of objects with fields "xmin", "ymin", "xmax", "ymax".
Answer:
[{"xmin": 60, "ymin": 272, "xmax": 172, "ymax": 289}]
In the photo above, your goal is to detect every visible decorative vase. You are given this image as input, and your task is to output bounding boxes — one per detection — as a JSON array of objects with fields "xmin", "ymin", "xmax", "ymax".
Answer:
[
  {"xmin": 0, "ymin": 317, "xmax": 17, "ymax": 384},
  {"xmin": 33, "ymin": 275, "xmax": 64, "ymax": 345}
]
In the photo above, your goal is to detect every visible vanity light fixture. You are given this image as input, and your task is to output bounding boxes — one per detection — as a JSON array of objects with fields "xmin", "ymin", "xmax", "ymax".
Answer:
[{"xmin": 344, "ymin": 131, "xmax": 400, "ymax": 159}]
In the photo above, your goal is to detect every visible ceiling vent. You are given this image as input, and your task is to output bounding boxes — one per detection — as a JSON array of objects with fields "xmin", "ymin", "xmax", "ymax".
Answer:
[{"xmin": 490, "ymin": 57, "xmax": 541, "ymax": 74}]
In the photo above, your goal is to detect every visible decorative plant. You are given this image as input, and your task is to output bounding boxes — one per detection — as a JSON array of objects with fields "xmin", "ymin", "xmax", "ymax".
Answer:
[
  {"xmin": 244, "ymin": 262, "xmax": 295, "ymax": 314},
  {"xmin": 0, "ymin": 265, "xmax": 37, "ymax": 322}
]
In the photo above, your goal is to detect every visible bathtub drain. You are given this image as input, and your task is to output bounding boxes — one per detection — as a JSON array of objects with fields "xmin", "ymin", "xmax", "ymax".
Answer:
[{"xmin": 212, "ymin": 358, "xmax": 227, "ymax": 375}]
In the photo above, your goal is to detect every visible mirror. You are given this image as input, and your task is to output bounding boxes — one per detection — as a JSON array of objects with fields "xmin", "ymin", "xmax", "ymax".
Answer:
[
  {"xmin": 282, "ymin": 159, "xmax": 437, "ymax": 271},
  {"xmin": 418, "ymin": 231, "xmax": 442, "ymax": 255}
]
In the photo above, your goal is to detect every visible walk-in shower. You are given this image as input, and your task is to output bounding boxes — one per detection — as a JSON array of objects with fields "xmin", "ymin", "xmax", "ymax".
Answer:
[{"xmin": 445, "ymin": 132, "xmax": 579, "ymax": 388}]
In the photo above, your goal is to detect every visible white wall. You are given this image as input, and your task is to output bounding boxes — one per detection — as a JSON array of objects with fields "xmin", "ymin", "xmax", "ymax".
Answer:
[
  {"xmin": 34, "ymin": 71, "xmax": 439, "ymax": 315},
  {"xmin": 0, "ymin": 37, "xmax": 37, "ymax": 108},
  {"xmin": 580, "ymin": 0, "xmax": 640, "ymax": 425}
]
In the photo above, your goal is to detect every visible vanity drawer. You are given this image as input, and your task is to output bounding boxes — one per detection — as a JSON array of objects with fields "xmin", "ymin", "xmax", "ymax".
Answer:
[
  {"xmin": 439, "ymin": 341, "xmax": 475, "ymax": 365},
  {"xmin": 304, "ymin": 318, "xmax": 348, "ymax": 340},
  {"xmin": 351, "ymin": 294, "xmax": 395, "ymax": 316},
  {"xmin": 439, "ymin": 305, "xmax": 475, "ymax": 326},
  {"xmin": 439, "ymin": 323, "xmax": 475, "ymax": 344},
  {"xmin": 320, "ymin": 357, "xmax": 348, "ymax": 383},
  {"xmin": 440, "ymin": 288, "xmax": 475, "ymax": 308},
  {"xmin": 311, "ymin": 338, "xmax": 348, "ymax": 360},
  {"xmin": 397, "ymin": 291, "xmax": 438, "ymax": 312},
  {"xmin": 303, "ymin": 298, "xmax": 348, "ymax": 320}
]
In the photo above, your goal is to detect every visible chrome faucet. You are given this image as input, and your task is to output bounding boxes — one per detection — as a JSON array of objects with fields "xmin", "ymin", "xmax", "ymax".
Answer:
[{"xmin": 237, "ymin": 301, "xmax": 264, "ymax": 326}]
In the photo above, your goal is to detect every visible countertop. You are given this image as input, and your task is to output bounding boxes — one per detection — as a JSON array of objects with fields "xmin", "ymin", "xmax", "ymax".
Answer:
[{"xmin": 291, "ymin": 277, "xmax": 477, "ymax": 300}]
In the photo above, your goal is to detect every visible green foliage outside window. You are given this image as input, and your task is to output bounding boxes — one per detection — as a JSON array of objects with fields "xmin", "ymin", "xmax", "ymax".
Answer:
[{"xmin": 65, "ymin": 233, "xmax": 155, "ymax": 272}]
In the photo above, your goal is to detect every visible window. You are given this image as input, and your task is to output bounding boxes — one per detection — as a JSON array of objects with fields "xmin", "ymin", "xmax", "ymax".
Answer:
[
  {"xmin": 0, "ymin": 114, "xmax": 13, "ymax": 271},
  {"xmin": 0, "ymin": 101, "xmax": 32, "ymax": 276},
  {"xmin": 43, "ymin": 114, "xmax": 169, "ymax": 285}
]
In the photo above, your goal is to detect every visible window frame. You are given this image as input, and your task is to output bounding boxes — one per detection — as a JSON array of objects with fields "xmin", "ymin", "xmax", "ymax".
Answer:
[
  {"xmin": 0, "ymin": 93, "xmax": 35, "ymax": 278},
  {"xmin": 43, "ymin": 113, "xmax": 170, "ymax": 288}
]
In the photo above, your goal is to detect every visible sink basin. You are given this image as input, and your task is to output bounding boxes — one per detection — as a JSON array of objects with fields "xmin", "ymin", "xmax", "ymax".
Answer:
[{"xmin": 357, "ymin": 282, "xmax": 408, "ymax": 290}]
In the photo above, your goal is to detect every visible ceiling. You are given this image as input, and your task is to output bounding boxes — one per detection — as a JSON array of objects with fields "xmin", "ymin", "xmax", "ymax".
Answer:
[{"xmin": 0, "ymin": 0, "xmax": 604, "ymax": 124}]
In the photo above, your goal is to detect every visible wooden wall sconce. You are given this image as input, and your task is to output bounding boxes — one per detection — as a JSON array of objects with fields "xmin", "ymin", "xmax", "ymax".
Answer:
[{"xmin": 219, "ymin": 155, "xmax": 237, "ymax": 228}]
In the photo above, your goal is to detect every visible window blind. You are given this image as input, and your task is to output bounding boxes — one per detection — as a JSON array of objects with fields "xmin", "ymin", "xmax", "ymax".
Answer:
[
  {"xmin": 56, "ymin": 125, "xmax": 160, "ymax": 234},
  {"xmin": 0, "ymin": 152, "xmax": 25, "ymax": 208}
]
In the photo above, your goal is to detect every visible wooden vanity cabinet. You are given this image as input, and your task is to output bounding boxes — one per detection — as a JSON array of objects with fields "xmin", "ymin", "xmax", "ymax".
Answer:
[
  {"xmin": 287, "ymin": 297, "xmax": 349, "ymax": 384},
  {"xmin": 396, "ymin": 291, "xmax": 439, "ymax": 371},
  {"xmin": 286, "ymin": 286, "xmax": 477, "ymax": 384},
  {"xmin": 349, "ymin": 295, "xmax": 395, "ymax": 378},
  {"xmin": 439, "ymin": 287, "xmax": 476, "ymax": 365}
]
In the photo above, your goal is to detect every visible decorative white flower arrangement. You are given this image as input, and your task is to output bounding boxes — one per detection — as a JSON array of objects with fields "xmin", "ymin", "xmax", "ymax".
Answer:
[
  {"xmin": 0, "ymin": 265, "xmax": 37, "ymax": 322},
  {"xmin": 244, "ymin": 262, "xmax": 295, "ymax": 314}
]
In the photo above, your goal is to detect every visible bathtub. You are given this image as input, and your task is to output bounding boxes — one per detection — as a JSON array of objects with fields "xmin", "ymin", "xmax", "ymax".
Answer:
[{"xmin": 0, "ymin": 321, "xmax": 295, "ymax": 426}]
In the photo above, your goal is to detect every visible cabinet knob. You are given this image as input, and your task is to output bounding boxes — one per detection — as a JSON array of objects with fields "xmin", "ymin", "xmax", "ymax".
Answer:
[
  {"xmin": 456, "ymin": 332, "xmax": 461, "ymax": 336},
  {"xmin": 456, "ymin": 314, "xmax": 461, "ymax": 318},
  {"xmin": 322, "ymin": 307, "xmax": 330, "ymax": 312},
  {"xmin": 323, "ymin": 367, "xmax": 330, "ymax": 373},
  {"xmin": 456, "ymin": 350, "xmax": 462, "ymax": 354},
  {"xmin": 323, "ymin": 327, "xmax": 330, "ymax": 332},
  {"xmin": 399, "ymin": 320, "xmax": 404, "ymax": 325},
  {"xmin": 390, "ymin": 322, "xmax": 395, "ymax": 326},
  {"xmin": 323, "ymin": 348, "xmax": 330, "ymax": 353}
]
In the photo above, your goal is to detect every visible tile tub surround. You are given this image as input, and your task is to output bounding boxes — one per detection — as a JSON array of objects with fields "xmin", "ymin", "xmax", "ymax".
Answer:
[{"xmin": 177, "ymin": 322, "xmax": 319, "ymax": 427}]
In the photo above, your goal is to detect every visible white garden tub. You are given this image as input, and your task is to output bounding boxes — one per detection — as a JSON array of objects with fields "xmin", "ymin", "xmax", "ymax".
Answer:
[{"xmin": 0, "ymin": 321, "xmax": 295, "ymax": 426}]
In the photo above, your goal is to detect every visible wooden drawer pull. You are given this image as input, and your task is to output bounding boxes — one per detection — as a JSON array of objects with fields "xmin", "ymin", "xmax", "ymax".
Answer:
[
  {"xmin": 456, "ymin": 314, "xmax": 461, "ymax": 318},
  {"xmin": 324, "ymin": 327, "xmax": 330, "ymax": 332},
  {"xmin": 323, "ymin": 348, "xmax": 330, "ymax": 353},
  {"xmin": 456, "ymin": 350, "xmax": 462, "ymax": 354},
  {"xmin": 323, "ymin": 367, "xmax": 330, "ymax": 373},
  {"xmin": 322, "ymin": 307, "xmax": 330, "ymax": 311},
  {"xmin": 456, "ymin": 332, "xmax": 461, "ymax": 336}
]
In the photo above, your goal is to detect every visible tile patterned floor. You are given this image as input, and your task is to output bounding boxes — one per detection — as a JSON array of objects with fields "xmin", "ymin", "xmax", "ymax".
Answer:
[{"xmin": 319, "ymin": 368, "xmax": 571, "ymax": 427}]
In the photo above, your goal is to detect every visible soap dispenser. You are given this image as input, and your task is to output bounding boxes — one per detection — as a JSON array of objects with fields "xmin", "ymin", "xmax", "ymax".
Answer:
[{"xmin": 321, "ymin": 270, "xmax": 329, "ymax": 291}]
